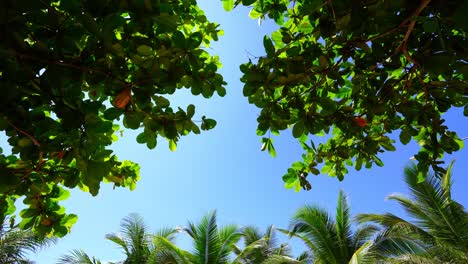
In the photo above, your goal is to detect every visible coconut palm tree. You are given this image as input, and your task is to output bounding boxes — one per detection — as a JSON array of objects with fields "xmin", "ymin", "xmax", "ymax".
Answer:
[
  {"xmin": 179, "ymin": 210, "xmax": 242, "ymax": 264},
  {"xmin": 57, "ymin": 249, "xmax": 103, "ymax": 264},
  {"xmin": 0, "ymin": 217, "xmax": 56, "ymax": 264},
  {"xmin": 285, "ymin": 190, "xmax": 422, "ymax": 264},
  {"xmin": 357, "ymin": 162, "xmax": 468, "ymax": 263},
  {"xmin": 232, "ymin": 225, "xmax": 312, "ymax": 264},
  {"xmin": 105, "ymin": 213, "xmax": 152, "ymax": 263},
  {"xmin": 58, "ymin": 214, "xmax": 187, "ymax": 264}
]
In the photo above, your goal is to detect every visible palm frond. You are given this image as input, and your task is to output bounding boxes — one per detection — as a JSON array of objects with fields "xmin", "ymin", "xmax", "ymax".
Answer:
[
  {"xmin": 148, "ymin": 235, "xmax": 190, "ymax": 264},
  {"xmin": 215, "ymin": 224, "xmax": 242, "ymax": 263},
  {"xmin": 335, "ymin": 190, "xmax": 352, "ymax": 261},
  {"xmin": 0, "ymin": 223, "xmax": 55, "ymax": 263},
  {"xmin": 351, "ymin": 224, "xmax": 380, "ymax": 250},
  {"xmin": 263, "ymin": 255, "xmax": 308, "ymax": 264},
  {"xmin": 241, "ymin": 226, "xmax": 263, "ymax": 246},
  {"xmin": 57, "ymin": 249, "xmax": 101, "ymax": 264},
  {"xmin": 105, "ymin": 234, "xmax": 130, "ymax": 256},
  {"xmin": 187, "ymin": 211, "xmax": 221, "ymax": 264},
  {"xmin": 289, "ymin": 205, "xmax": 340, "ymax": 263},
  {"xmin": 349, "ymin": 240, "xmax": 376, "ymax": 264}
]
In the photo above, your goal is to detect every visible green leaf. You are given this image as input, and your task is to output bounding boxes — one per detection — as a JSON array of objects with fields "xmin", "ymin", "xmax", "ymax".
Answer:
[
  {"xmin": 20, "ymin": 208, "xmax": 38, "ymax": 218},
  {"xmin": 103, "ymin": 107, "xmax": 124, "ymax": 120},
  {"xmin": 201, "ymin": 117, "xmax": 217, "ymax": 130},
  {"xmin": 249, "ymin": 8, "xmax": 263, "ymax": 19},
  {"xmin": 172, "ymin": 30, "xmax": 186, "ymax": 49},
  {"xmin": 137, "ymin": 45, "xmax": 153, "ymax": 56},
  {"xmin": 310, "ymin": 167, "xmax": 320, "ymax": 175},
  {"xmin": 454, "ymin": 137, "xmax": 464, "ymax": 150},
  {"xmin": 243, "ymin": 83, "xmax": 258, "ymax": 96},
  {"xmin": 153, "ymin": 95, "xmax": 170, "ymax": 108},
  {"xmin": 423, "ymin": 18, "xmax": 439, "ymax": 33},
  {"xmin": 146, "ymin": 136, "xmax": 157, "ymax": 149},
  {"xmin": 242, "ymin": 0, "xmax": 256, "ymax": 5},
  {"xmin": 263, "ymin": 35, "xmax": 275, "ymax": 56},
  {"xmin": 60, "ymin": 214, "xmax": 78, "ymax": 227},
  {"xmin": 187, "ymin": 104, "xmax": 195, "ymax": 118},
  {"xmin": 85, "ymin": 161, "xmax": 111, "ymax": 196},
  {"xmin": 298, "ymin": 19, "xmax": 313, "ymax": 34},
  {"xmin": 355, "ymin": 158, "xmax": 363, "ymax": 171},
  {"xmin": 294, "ymin": 180, "xmax": 302, "ymax": 192},
  {"xmin": 464, "ymin": 105, "xmax": 468, "ymax": 116},
  {"xmin": 154, "ymin": 14, "xmax": 178, "ymax": 33},
  {"xmin": 372, "ymin": 155, "xmax": 384, "ymax": 167},
  {"xmin": 380, "ymin": 140, "xmax": 396, "ymax": 151},
  {"xmin": 123, "ymin": 112, "xmax": 143, "ymax": 129},
  {"xmin": 417, "ymin": 171, "xmax": 426, "ymax": 183},
  {"xmin": 53, "ymin": 188, "xmax": 70, "ymax": 201},
  {"xmin": 216, "ymin": 86, "xmax": 227, "ymax": 97},
  {"xmin": 283, "ymin": 169, "xmax": 298, "ymax": 184},
  {"xmin": 400, "ymin": 128, "xmax": 412, "ymax": 145},
  {"xmin": 169, "ymin": 139, "xmax": 177, "ymax": 151},
  {"xmin": 267, "ymin": 139, "xmax": 276, "ymax": 157},
  {"xmin": 319, "ymin": 97, "xmax": 337, "ymax": 116},
  {"xmin": 292, "ymin": 121, "xmax": 305, "ymax": 138},
  {"xmin": 136, "ymin": 132, "xmax": 147, "ymax": 144},
  {"xmin": 54, "ymin": 225, "xmax": 68, "ymax": 238},
  {"xmin": 222, "ymin": 0, "xmax": 234, "ymax": 11}
]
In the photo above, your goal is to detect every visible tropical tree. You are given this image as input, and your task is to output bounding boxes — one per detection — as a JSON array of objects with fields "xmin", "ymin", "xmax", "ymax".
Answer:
[
  {"xmin": 58, "ymin": 213, "xmax": 187, "ymax": 264},
  {"xmin": 357, "ymin": 162, "xmax": 468, "ymax": 263},
  {"xmin": 224, "ymin": 0, "xmax": 467, "ymax": 191},
  {"xmin": 232, "ymin": 225, "xmax": 311, "ymax": 264},
  {"xmin": 179, "ymin": 211, "xmax": 242, "ymax": 264},
  {"xmin": 0, "ymin": 217, "xmax": 55, "ymax": 264},
  {"xmin": 57, "ymin": 249, "xmax": 103, "ymax": 264},
  {"xmin": 0, "ymin": 0, "xmax": 225, "ymax": 235},
  {"xmin": 104, "ymin": 213, "xmax": 152, "ymax": 263},
  {"xmin": 285, "ymin": 190, "xmax": 424, "ymax": 264}
]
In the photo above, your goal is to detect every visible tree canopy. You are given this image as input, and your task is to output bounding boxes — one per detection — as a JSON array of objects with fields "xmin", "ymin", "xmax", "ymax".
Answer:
[
  {"xmin": 0, "ymin": 0, "xmax": 225, "ymax": 237},
  {"xmin": 224, "ymin": 0, "xmax": 467, "ymax": 191},
  {"xmin": 1, "ymin": 0, "xmax": 467, "ymax": 238}
]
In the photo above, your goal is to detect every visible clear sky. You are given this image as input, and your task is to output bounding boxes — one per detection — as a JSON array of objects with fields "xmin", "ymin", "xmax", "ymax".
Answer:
[{"xmin": 8, "ymin": 1, "xmax": 467, "ymax": 263}]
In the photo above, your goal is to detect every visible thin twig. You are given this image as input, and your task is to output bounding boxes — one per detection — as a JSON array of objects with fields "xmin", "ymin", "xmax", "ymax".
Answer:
[
  {"xmin": 3, "ymin": 116, "xmax": 44, "ymax": 166},
  {"xmin": 9, "ymin": 50, "xmax": 128, "ymax": 85},
  {"xmin": 395, "ymin": 0, "xmax": 432, "ymax": 65}
]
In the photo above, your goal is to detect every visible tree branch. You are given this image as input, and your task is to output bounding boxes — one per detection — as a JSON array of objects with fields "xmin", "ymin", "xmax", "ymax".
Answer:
[
  {"xmin": 395, "ymin": 0, "xmax": 432, "ymax": 65},
  {"xmin": 2, "ymin": 116, "xmax": 43, "ymax": 166},
  {"xmin": 9, "ymin": 50, "xmax": 128, "ymax": 85}
]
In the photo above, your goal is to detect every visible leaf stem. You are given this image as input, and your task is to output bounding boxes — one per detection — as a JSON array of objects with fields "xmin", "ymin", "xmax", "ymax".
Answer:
[{"xmin": 2, "ymin": 116, "xmax": 44, "ymax": 168}]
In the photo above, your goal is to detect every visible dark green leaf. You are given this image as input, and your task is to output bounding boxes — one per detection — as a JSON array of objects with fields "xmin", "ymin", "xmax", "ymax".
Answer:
[
  {"xmin": 292, "ymin": 121, "xmax": 305, "ymax": 138},
  {"xmin": 263, "ymin": 35, "xmax": 275, "ymax": 56}
]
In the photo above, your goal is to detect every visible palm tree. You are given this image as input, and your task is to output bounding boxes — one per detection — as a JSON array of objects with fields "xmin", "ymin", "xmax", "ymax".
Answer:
[
  {"xmin": 232, "ymin": 225, "xmax": 311, "ymax": 264},
  {"xmin": 58, "ymin": 214, "xmax": 186, "ymax": 264},
  {"xmin": 179, "ymin": 210, "xmax": 242, "ymax": 264},
  {"xmin": 105, "ymin": 213, "xmax": 151, "ymax": 263},
  {"xmin": 57, "ymin": 249, "xmax": 103, "ymax": 264},
  {"xmin": 0, "ymin": 217, "xmax": 56, "ymax": 264},
  {"xmin": 285, "ymin": 190, "xmax": 421, "ymax": 264},
  {"xmin": 357, "ymin": 162, "xmax": 468, "ymax": 263}
]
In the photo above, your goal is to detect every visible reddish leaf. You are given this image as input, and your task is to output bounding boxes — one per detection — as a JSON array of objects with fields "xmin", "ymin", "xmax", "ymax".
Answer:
[
  {"xmin": 114, "ymin": 88, "xmax": 132, "ymax": 109},
  {"xmin": 353, "ymin": 117, "xmax": 367, "ymax": 127}
]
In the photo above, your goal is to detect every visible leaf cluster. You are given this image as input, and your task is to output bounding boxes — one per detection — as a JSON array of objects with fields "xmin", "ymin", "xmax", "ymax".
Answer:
[
  {"xmin": 0, "ymin": 0, "xmax": 225, "ymax": 236},
  {"xmin": 230, "ymin": 0, "xmax": 467, "ymax": 190}
]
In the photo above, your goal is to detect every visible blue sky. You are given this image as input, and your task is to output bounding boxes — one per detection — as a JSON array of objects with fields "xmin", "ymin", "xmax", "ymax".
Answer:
[{"xmin": 7, "ymin": 1, "xmax": 467, "ymax": 263}]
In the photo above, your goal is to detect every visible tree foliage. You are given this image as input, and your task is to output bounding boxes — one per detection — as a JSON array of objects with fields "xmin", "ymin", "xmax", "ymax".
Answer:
[
  {"xmin": 226, "ymin": 0, "xmax": 467, "ymax": 190},
  {"xmin": 0, "ymin": 0, "xmax": 225, "ymax": 236},
  {"xmin": 0, "ymin": 217, "xmax": 56, "ymax": 263},
  {"xmin": 357, "ymin": 162, "xmax": 468, "ymax": 263}
]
